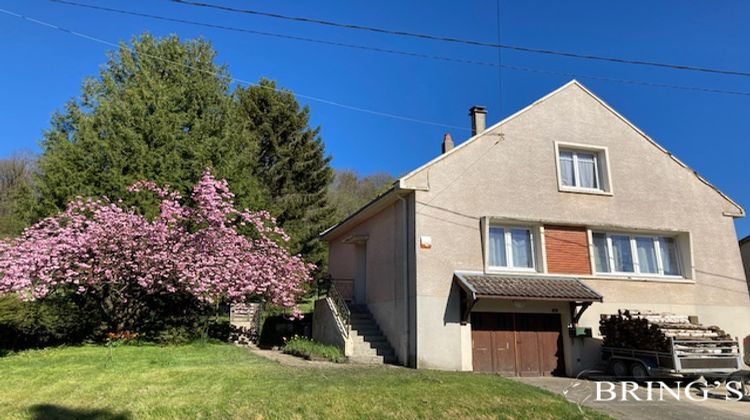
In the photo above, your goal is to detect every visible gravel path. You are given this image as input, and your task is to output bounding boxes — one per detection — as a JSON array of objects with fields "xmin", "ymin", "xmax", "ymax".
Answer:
[{"xmin": 242, "ymin": 344, "xmax": 358, "ymax": 368}]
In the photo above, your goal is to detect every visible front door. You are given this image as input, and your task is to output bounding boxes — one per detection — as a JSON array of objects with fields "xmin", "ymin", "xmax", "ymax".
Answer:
[{"xmin": 353, "ymin": 244, "xmax": 367, "ymax": 304}]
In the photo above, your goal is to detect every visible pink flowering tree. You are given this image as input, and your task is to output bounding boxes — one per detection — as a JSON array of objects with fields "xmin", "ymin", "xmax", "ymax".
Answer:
[{"xmin": 0, "ymin": 170, "xmax": 313, "ymax": 332}]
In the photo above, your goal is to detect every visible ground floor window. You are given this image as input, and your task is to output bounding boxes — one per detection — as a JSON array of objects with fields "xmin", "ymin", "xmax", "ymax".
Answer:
[
  {"xmin": 592, "ymin": 232, "xmax": 681, "ymax": 277},
  {"xmin": 488, "ymin": 226, "xmax": 535, "ymax": 270}
]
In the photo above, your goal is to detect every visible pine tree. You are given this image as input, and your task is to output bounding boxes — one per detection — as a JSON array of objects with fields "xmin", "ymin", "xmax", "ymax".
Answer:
[{"xmin": 235, "ymin": 80, "xmax": 333, "ymax": 271}]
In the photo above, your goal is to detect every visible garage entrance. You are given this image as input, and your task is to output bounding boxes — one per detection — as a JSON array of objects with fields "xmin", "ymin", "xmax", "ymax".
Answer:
[{"xmin": 471, "ymin": 312, "xmax": 565, "ymax": 376}]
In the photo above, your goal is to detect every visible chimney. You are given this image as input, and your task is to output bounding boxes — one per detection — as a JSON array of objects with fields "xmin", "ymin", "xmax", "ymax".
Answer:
[
  {"xmin": 469, "ymin": 105, "xmax": 487, "ymax": 136},
  {"xmin": 441, "ymin": 133, "xmax": 454, "ymax": 154}
]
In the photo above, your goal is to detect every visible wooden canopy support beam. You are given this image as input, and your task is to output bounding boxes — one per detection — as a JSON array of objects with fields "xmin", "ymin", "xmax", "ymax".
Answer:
[
  {"xmin": 460, "ymin": 288, "xmax": 478, "ymax": 325},
  {"xmin": 570, "ymin": 301, "xmax": 592, "ymax": 326}
]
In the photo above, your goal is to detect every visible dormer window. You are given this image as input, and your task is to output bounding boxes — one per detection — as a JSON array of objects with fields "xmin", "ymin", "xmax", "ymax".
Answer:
[{"xmin": 555, "ymin": 142, "xmax": 612, "ymax": 194}]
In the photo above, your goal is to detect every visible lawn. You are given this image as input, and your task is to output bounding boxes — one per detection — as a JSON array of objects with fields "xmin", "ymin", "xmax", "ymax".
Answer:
[{"xmin": 0, "ymin": 343, "xmax": 607, "ymax": 419}]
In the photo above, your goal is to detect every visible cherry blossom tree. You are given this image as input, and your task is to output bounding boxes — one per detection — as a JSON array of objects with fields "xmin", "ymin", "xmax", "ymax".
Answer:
[{"xmin": 0, "ymin": 170, "xmax": 312, "ymax": 331}]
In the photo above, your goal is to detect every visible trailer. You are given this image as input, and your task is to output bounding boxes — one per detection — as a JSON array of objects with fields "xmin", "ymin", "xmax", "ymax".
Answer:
[
  {"xmin": 598, "ymin": 309, "xmax": 750, "ymax": 398},
  {"xmin": 602, "ymin": 337, "xmax": 750, "ymax": 398},
  {"xmin": 603, "ymin": 337, "xmax": 743, "ymax": 378}
]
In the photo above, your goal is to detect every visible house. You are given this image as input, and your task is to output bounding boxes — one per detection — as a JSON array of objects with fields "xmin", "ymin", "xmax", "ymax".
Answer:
[
  {"xmin": 741, "ymin": 235, "xmax": 750, "ymax": 288},
  {"xmin": 313, "ymin": 80, "xmax": 750, "ymax": 376}
]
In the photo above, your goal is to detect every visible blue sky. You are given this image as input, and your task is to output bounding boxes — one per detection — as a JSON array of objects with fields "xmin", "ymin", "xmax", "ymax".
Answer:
[{"xmin": 1, "ymin": 1, "xmax": 749, "ymax": 237}]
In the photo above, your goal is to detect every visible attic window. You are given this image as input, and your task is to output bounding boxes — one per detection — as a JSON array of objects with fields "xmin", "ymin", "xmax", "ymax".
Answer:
[{"xmin": 555, "ymin": 142, "xmax": 612, "ymax": 194}]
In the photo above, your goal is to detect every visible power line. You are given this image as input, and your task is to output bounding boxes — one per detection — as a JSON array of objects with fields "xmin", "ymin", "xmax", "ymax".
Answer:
[
  {"xmin": 48, "ymin": 0, "xmax": 504, "ymax": 69},
  {"xmin": 495, "ymin": 0, "xmax": 502, "ymax": 114},
  {"xmin": 170, "ymin": 0, "xmax": 750, "ymax": 79},
  {"xmin": 0, "ymin": 7, "xmax": 469, "ymax": 131},
  {"xmin": 45, "ymin": 1, "xmax": 750, "ymax": 98}
]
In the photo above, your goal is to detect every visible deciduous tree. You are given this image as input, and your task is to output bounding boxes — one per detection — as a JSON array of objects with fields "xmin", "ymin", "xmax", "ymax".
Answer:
[{"xmin": 0, "ymin": 171, "xmax": 312, "ymax": 331}]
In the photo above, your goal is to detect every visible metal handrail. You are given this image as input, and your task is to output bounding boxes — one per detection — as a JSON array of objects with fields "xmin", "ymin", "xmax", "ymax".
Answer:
[{"xmin": 327, "ymin": 281, "xmax": 351, "ymax": 338}]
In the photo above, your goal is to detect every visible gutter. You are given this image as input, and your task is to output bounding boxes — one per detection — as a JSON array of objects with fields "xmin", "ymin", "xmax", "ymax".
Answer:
[{"xmin": 396, "ymin": 195, "xmax": 411, "ymax": 367}]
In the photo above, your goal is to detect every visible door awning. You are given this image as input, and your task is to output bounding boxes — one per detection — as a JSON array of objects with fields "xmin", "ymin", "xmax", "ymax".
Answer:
[
  {"xmin": 453, "ymin": 271, "xmax": 603, "ymax": 325},
  {"xmin": 454, "ymin": 272, "xmax": 603, "ymax": 325},
  {"xmin": 454, "ymin": 272, "xmax": 603, "ymax": 303}
]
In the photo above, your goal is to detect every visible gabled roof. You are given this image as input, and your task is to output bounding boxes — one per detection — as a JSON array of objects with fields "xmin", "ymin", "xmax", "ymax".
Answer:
[
  {"xmin": 740, "ymin": 235, "xmax": 750, "ymax": 247},
  {"xmin": 322, "ymin": 80, "xmax": 744, "ymax": 240},
  {"xmin": 399, "ymin": 80, "xmax": 743, "ymax": 218},
  {"xmin": 320, "ymin": 184, "xmax": 401, "ymax": 240}
]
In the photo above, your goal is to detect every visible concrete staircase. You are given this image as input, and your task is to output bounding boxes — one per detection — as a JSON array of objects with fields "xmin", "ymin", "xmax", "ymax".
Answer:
[{"xmin": 348, "ymin": 304, "xmax": 398, "ymax": 365}]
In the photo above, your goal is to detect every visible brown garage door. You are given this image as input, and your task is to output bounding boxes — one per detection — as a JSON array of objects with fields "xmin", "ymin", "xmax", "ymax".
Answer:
[{"xmin": 471, "ymin": 312, "xmax": 565, "ymax": 376}]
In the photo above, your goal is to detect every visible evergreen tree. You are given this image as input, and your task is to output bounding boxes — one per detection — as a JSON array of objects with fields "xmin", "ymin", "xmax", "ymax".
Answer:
[
  {"xmin": 235, "ymin": 80, "xmax": 333, "ymax": 270},
  {"xmin": 35, "ymin": 34, "xmax": 264, "ymax": 218}
]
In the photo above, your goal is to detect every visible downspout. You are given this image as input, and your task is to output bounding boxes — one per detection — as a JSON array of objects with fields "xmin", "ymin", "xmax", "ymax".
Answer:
[{"xmin": 396, "ymin": 194, "xmax": 410, "ymax": 367}]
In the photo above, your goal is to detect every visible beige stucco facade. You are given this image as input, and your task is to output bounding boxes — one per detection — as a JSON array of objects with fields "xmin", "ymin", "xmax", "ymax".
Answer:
[
  {"xmin": 741, "ymin": 237, "xmax": 750, "ymax": 287},
  {"xmin": 323, "ymin": 81, "xmax": 750, "ymax": 375},
  {"xmin": 325, "ymin": 194, "xmax": 416, "ymax": 365}
]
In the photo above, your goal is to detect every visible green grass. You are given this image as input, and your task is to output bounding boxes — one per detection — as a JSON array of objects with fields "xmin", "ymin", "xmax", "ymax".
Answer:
[
  {"xmin": 0, "ymin": 343, "xmax": 608, "ymax": 419},
  {"xmin": 282, "ymin": 337, "xmax": 345, "ymax": 363}
]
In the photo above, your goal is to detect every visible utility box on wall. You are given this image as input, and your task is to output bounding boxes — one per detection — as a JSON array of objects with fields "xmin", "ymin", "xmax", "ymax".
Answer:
[{"xmin": 568, "ymin": 326, "xmax": 592, "ymax": 338}]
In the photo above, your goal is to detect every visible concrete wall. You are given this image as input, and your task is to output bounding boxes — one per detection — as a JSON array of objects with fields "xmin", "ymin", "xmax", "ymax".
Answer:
[
  {"xmin": 325, "ymin": 195, "xmax": 415, "ymax": 365},
  {"xmin": 741, "ymin": 241, "xmax": 750, "ymax": 291},
  {"xmin": 312, "ymin": 298, "xmax": 351, "ymax": 356},
  {"xmin": 402, "ymin": 82, "xmax": 750, "ymax": 372}
]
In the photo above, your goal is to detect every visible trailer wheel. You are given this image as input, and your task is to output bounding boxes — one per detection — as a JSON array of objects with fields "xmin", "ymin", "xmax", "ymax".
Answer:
[
  {"xmin": 609, "ymin": 359, "xmax": 628, "ymax": 378},
  {"xmin": 726, "ymin": 370, "xmax": 750, "ymax": 400},
  {"xmin": 630, "ymin": 363, "xmax": 648, "ymax": 381}
]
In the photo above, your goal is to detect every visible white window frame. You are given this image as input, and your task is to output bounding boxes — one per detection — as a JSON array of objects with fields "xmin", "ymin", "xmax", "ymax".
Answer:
[
  {"xmin": 554, "ymin": 142, "xmax": 612, "ymax": 195},
  {"xmin": 487, "ymin": 225, "xmax": 536, "ymax": 272},
  {"xmin": 593, "ymin": 232, "xmax": 683, "ymax": 278}
]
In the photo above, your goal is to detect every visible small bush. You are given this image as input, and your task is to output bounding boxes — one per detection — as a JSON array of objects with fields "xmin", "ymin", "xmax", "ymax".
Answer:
[
  {"xmin": 0, "ymin": 292, "xmax": 105, "ymax": 350},
  {"xmin": 0, "ymin": 291, "xmax": 232, "ymax": 350},
  {"xmin": 258, "ymin": 310, "xmax": 311, "ymax": 348},
  {"xmin": 282, "ymin": 337, "xmax": 345, "ymax": 363}
]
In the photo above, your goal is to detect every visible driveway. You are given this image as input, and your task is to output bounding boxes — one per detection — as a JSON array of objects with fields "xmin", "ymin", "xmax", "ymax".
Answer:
[{"xmin": 514, "ymin": 376, "xmax": 749, "ymax": 420}]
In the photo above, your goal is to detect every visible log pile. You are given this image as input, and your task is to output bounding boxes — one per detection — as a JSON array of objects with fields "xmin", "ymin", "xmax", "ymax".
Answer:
[{"xmin": 600, "ymin": 309, "xmax": 733, "ymax": 353}]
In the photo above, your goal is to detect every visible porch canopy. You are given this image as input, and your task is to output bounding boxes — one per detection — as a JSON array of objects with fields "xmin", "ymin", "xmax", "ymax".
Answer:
[{"xmin": 454, "ymin": 272, "xmax": 603, "ymax": 324}]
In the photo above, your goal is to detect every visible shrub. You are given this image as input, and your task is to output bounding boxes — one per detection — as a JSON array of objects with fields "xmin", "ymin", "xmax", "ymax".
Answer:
[
  {"xmin": 282, "ymin": 337, "xmax": 345, "ymax": 363},
  {"xmin": 0, "ymin": 292, "xmax": 104, "ymax": 350},
  {"xmin": 0, "ymin": 292, "xmax": 230, "ymax": 350},
  {"xmin": 258, "ymin": 312, "xmax": 311, "ymax": 348}
]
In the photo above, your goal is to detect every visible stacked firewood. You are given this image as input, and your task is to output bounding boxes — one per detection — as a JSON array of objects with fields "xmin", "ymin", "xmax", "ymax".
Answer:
[{"xmin": 600, "ymin": 310, "xmax": 732, "ymax": 353}]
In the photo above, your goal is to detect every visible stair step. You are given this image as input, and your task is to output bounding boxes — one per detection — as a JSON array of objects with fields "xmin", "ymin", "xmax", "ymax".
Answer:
[
  {"xmin": 351, "ymin": 326, "xmax": 378, "ymax": 333},
  {"xmin": 353, "ymin": 341, "xmax": 393, "ymax": 352},
  {"xmin": 353, "ymin": 341, "xmax": 394, "ymax": 352},
  {"xmin": 351, "ymin": 334, "xmax": 387, "ymax": 343},
  {"xmin": 352, "ymin": 335, "xmax": 386, "ymax": 344},
  {"xmin": 350, "ymin": 325, "xmax": 377, "ymax": 331},
  {"xmin": 345, "ymin": 304, "xmax": 398, "ymax": 365},
  {"xmin": 350, "ymin": 354, "xmax": 398, "ymax": 364}
]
